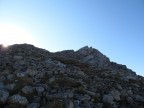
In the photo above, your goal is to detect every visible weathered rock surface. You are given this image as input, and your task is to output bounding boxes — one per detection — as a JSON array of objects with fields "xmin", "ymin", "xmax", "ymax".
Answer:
[{"xmin": 0, "ymin": 44, "xmax": 143, "ymax": 108}]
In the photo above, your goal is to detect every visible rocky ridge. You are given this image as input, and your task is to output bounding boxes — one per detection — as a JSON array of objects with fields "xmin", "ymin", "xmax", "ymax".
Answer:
[{"xmin": 0, "ymin": 44, "xmax": 143, "ymax": 108}]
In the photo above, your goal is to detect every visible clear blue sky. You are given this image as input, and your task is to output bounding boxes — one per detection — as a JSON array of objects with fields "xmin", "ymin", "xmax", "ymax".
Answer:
[{"xmin": 0, "ymin": 0, "xmax": 144, "ymax": 76}]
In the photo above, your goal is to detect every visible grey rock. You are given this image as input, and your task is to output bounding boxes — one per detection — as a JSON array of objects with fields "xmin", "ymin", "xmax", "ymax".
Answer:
[
  {"xmin": 32, "ymin": 96, "xmax": 41, "ymax": 103},
  {"xmin": 77, "ymin": 46, "xmax": 93, "ymax": 56},
  {"xmin": 13, "ymin": 55, "xmax": 23, "ymax": 60},
  {"xmin": 57, "ymin": 61, "xmax": 66, "ymax": 68},
  {"xmin": 134, "ymin": 95, "xmax": 144, "ymax": 102},
  {"xmin": 116, "ymin": 84, "xmax": 122, "ymax": 90},
  {"xmin": 22, "ymin": 85, "xmax": 33, "ymax": 94},
  {"xmin": 76, "ymin": 70, "xmax": 85, "ymax": 77},
  {"xmin": 127, "ymin": 90, "xmax": 133, "ymax": 96},
  {"xmin": 0, "ymin": 90, "xmax": 9, "ymax": 104},
  {"xmin": 27, "ymin": 103, "xmax": 40, "ymax": 108},
  {"xmin": 0, "ymin": 82, "xmax": 5, "ymax": 89},
  {"xmin": 73, "ymin": 100, "xmax": 80, "ymax": 108},
  {"xmin": 83, "ymin": 90, "xmax": 96, "ymax": 97},
  {"xmin": 49, "ymin": 77, "xmax": 55, "ymax": 83},
  {"xmin": 5, "ymin": 83, "xmax": 16, "ymax": 90},
  {"xmin": 0, "ymin": 76, "xmax": 6, "ymax": 81},
  {"xmin": 34, "ymin": 86, "xmax": 44, "ymax": 95},
  {"xmin": 65, "ymin": 99, "xmax": 74, "ymax": 108},
  {"xmin": 102, "ymin": 94, "xmax": 114, "ymax": 104},
  {"xmin": 8, "ymin": 94, "xmax": 28, "ymax": 105},
  {"xmin": 126, "ymin": 97, "xmax": 133, "ymax": 104},
  {"xmin": 16, "ymin": 71, "xmax": 27, "ymax": 77},
  {"xmin": 109, "ymin": 90, "xmax": 121, "ymax": 101},
  {"xmin": 6, "ymin": 74, "xmax": 14, "ymax": 81},
  {"xmin": 122, "ymin": 75, "xmax": 137, "ymax": 81},
  {"xmin": 79, "ymin": 94, "xmax": 91, "ymax": 101},
  {"xmin": 26, "ymin": 69, "xmax": 39, "ymax": 77}
]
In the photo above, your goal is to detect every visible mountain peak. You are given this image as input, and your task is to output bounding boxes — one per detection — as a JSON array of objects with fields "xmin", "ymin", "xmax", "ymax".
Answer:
[{"xmin": 0, "ymin": 44, "xmax": 143, "ymax": 107}]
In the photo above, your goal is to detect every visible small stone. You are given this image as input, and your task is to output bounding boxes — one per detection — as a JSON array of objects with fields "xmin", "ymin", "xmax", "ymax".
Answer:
[
  {"xmin": 134, "ymin": 95, "xmax": 144, "ymax": 102},
  {"xmin": 127, "ymin": 90, "xmax": 133, "ymax": 96},
  {"xmin": 126, "ymin": 97, "xmax": 133, "ymax": 104},
  {"xmin": 0, "ymin": 82, "xmax": 5, "ymax": 90},
  {"xmin": 57, "ymin": 61, "xmax": 66, "ymax": 68},
  {"xmin": 8, "ymin": 94, "xmax": 28, "ymax": 105},
  {"xmin": 27, "ymin": 102, "xmax": 40, "ymax": 108},
  {"xmin": 7, "ymin": 74, "xmax": 14, "ymax": 81},
  {"xmin": 22, "ymin": 85, "xmax": 33, "ymax": 94},
  {"xmin": 65, "ymin": 99, "xmax": 74, "ymax": 108},
  {"xmin": 0, "ymin": 76, "xmax": 6, "ymax": 81},
  {"xmin": 83, "ymin": 90, "xmax": 96, "ymax": 97},
  {"xmin": 5, "ymin": 83, "xmax": 16, "ymax": 90},
  {"xmin": 32, "ymin": 96, "xmax": 41, "ymax": 103},
  {"xmin": 27, "ymin": 69, "xmax": 39, "ymax": 77},
  {"xmin": 16, "ymin": 72, "xmax": 27, "ymax": 77},
  {"xmin": 49, "ymin": 77, "xmax": 55, "ymax": 83},
  {"xmin": 102, "ymin": 94, "xmax": 114, "ymax": 104},
  {"xmin": 110, "ymin": 90, "xmax": 121, "ymax": 101},
  {"xmin": 116, "ymin": 84, "xmax": 122, "ymax": 90},
  {"xmin": 0, "ymin": 90, "xmax": 9, "ymax": 104},
  {"xmin": 79, "ymin": 94, "xmax": 91, "ymax": 101},
  {"xmin": 34, "ymin": 86, "xmax": 44, "ymax": 95},
  {"xmin": 13, "ymin": 55, "xmax": 23, "ymax": 60},
  {"xmin": 76, "ymin": 70, "xmax": 85, "ymax": 77}
]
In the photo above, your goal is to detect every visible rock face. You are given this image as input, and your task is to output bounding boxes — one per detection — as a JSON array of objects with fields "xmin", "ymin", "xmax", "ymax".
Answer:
[{"xmin": 0, "ymin": 44, "xmax": 144, "ymax": 108}]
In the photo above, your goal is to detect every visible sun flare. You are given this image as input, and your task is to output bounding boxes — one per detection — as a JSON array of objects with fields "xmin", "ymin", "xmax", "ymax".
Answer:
[{"xmin": 0, "ymin": 23, "xmax": 38, "ymax": 47}]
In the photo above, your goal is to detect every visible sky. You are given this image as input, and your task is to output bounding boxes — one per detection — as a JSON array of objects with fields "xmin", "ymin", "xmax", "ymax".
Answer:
[{"xmin": 0, "ymin": 0, "xmax": 144, "ymax": 76}]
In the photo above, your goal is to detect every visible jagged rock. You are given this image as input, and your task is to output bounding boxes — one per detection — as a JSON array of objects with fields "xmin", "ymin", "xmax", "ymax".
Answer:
[
  {"xmin": 8, "ymin": 94, "xmax": 28, "ymax": 105},
  {"xmin": 0, "ymin": 90, "xmax": 9, "ymax": 104},
  {"xmin": 77, "ymin": 46, "xmax": 110, "ymax": 69}
]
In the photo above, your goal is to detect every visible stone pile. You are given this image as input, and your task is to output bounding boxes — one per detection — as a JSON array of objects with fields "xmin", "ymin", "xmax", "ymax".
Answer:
[{"xmin": 0, "ymin": 44, "xmax": 143, "ymax": 108}]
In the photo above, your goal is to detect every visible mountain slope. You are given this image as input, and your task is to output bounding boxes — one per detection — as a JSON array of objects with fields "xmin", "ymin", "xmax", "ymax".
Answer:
[{"xmin": 0, "ymin": 44, "xmax": 143, "ymax": 108}]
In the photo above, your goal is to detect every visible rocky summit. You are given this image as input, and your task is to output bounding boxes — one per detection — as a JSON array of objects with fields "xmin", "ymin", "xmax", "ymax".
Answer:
[{"xmin": 0, "ymin": 44, "xmax": 144, "ymax": 108}]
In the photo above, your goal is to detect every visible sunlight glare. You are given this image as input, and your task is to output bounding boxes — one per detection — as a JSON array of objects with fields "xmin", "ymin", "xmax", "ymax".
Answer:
[{"xmin": 0, "ymin": 23, "xmax": 38, "ymax": 47}]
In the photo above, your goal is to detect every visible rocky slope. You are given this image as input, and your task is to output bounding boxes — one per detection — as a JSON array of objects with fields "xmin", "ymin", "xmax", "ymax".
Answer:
[{"xmin": 0, "ymin": 44, "xmax": 143, "ymax": 108}]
